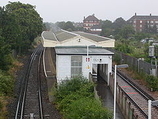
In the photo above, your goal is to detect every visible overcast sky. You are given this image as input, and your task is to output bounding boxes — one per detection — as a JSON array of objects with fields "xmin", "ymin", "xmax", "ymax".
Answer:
[{"xmin": 1, "ymin": 0, "xmax": 158, "ymax": 23}]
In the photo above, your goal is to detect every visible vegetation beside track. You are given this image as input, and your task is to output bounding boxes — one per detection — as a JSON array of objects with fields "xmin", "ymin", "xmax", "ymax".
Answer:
[{"xmin": 54, "ymin": 76, "xmax": 113, "ymax": 119}]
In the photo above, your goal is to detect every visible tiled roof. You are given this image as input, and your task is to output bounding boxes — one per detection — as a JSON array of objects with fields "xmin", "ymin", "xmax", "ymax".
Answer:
[
  {"xmin": 84, "ymin": 15, "xmax": 99, "ymax": 21},
  {"xmin": 129, "ymin": 15, "xmax": 158, "ymax": 21}
]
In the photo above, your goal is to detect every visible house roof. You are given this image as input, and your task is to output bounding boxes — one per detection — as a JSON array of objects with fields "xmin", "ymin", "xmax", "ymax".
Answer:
[
  {"xmin": 55, "ymin": 46, "xmax": 114, "ymax": 55},
  {"xmin": 128, "ymin": 15, "xmax": 158, "ymax": 21},
  {"xmin": 84, "ymin": 14, "xmax": 99, "ymax": 21}
]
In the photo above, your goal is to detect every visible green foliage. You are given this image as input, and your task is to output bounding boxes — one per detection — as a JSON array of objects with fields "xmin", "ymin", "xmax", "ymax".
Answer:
[
  {"xmin": 55, "ymin": 76, "xmax": 112, "ymax": 119},
  {"xmin": 146, "ymin": 75, "xmax": 158, "ymax": 91},
  {"xmin": 4, "ymin": 1, "xmax": 43, "ymax": 54},
  {"xmin": 55, "ymin": 76, "xmax": 93, "ymax": 102},
  {"xmin": 113, "ymin": 52, "xmax": 121, "ymax": 64},
  {"xmin": 56, "ymin": 21, "xmax": 75, "ymax": 31},
  {"xmin": 0, "ymin": 70, "xmax": 14, "ymax": 95},
  {"xmin": 0, "ymin": 30, "xmax": 12, "ymax": 70},
  {"xmin": 100, "ymin": 20, "xmax": 113, "ymax": 37},
  {"xmin": 66, "ymin": 98, "xmax": 113, "ymax": 119},
  {"xmin": 115, "ymin": 40, "xmax": 133, "ymax": 54},
  {"xmin": 0, "ymin": 101, "xmax": 2, "ymax": 109},
  {"xmin": 119, "ymin": 25, "xmax": 135, "ymax": 39}
]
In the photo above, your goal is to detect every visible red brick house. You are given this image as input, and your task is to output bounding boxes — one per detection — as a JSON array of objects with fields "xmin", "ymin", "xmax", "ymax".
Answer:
[
  {"xmin": 83, "ymin": 14, "xmax": 102, "ymax": 34},
  {"xmin": 128, "ymin": 13, "xmax": 158, "ymax": 32}
]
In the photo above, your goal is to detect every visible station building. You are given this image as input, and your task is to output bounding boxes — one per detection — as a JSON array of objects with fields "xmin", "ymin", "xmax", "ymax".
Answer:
[{"xmin": 42, "ymin": 29, "xmax": 115, "ymax": 84}]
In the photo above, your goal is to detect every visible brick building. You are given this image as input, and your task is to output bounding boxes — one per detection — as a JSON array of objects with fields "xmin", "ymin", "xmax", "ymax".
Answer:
[
  {"xmin": 128, "ymin": 13, "xmax": 158, "ymax": 32},
  {"xmin": 83, "ymin": 14, "xmax": 101, "ymax": 34}
]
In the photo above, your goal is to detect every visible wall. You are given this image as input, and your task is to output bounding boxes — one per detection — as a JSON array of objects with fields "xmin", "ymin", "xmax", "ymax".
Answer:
[
  {"xmin": 56, "ymin": 55, "xmax": 113, "ymax": 82},
  {"xmin": 56, "ymin": 55, "xmax": 71, "ymax": 83}
]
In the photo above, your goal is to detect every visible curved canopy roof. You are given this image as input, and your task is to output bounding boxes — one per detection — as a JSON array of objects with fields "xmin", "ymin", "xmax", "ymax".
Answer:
[{"xmin": 42, "ymin": 29, "xmax": 115, "ymax": 48}]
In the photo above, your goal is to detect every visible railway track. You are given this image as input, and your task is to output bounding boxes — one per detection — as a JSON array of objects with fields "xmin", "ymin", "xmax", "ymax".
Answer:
[
  {"xmin": 112, "ymin": 67, "xmax": 158, "ymax": 119},
  {"xmin": 15, "ymin": 45, "xmax": 44, "ymax": 119}
]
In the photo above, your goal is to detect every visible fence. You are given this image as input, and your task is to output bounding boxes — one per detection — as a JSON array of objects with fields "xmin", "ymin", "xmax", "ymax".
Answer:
[{"xmin": 107, "ymin": 48, "xmax": 157, "ymax": 76}]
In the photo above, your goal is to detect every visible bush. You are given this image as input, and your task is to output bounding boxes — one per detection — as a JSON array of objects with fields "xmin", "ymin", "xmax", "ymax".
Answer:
[
  {"xmin": 146, "ymin": 75, "xmax": 158, "ymax": 91},
  {"xmin": 55, "ymin": 76, "xmax": 93, "ymax": 102},
  {"xmin": 66, "ymin": 98, "xmax": 112, "ymax": 119},
  {"xmin": 0, "ymin": 70, "xmax": 14, "ymax": 95},
  {"xmin": 0, "ymin": 101, "xmax": 3, "ymax": 109},
  {"xmin": 55, "ymin": 76, "xmax": 113, "ymax": 119}
]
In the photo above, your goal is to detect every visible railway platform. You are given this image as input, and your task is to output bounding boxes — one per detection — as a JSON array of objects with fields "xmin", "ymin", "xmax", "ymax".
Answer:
[{"xmin": 43, "ymin": 47, "xmax": 56, "ymax": 101}]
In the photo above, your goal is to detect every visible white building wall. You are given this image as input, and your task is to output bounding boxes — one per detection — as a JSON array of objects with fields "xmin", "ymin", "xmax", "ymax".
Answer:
[
  {"xmin": 56, "ymin": 55, "xmax": 113, "ymax": 83},
  {"xmin": 56, "ymin": 55, "xmax": 71, "ymax": 83}
]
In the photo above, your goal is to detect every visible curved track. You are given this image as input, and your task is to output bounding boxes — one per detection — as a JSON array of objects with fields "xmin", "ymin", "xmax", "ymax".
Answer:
[{"xmin": 15, "ymin": 45, "xmax": 44, "ymax": 119}]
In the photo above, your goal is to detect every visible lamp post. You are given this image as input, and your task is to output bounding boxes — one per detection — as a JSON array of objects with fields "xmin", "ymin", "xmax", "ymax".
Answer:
[
  {"xmin": 148, "ymin": 100, "xmax": 158, "ymax": 119},
  {"xmin": 113, "ymin": 64, "xmax": 128, "ymax": 119}
]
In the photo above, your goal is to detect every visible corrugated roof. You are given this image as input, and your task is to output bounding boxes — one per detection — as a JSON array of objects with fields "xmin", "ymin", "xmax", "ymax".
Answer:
[
  {"xmin": 42, "ymin": 31, "xmax": 57, "ymax": 41},
  {"xmin": 73, "ymin": 31, "xmax": 112, "ymax": 42},
  {"xmin": 55, "ymin": 46, "xmax": 114, "ymax": 55},
  {"xmin": 54, "ymin": 30, "xmax": 77, "ymax": 41}
]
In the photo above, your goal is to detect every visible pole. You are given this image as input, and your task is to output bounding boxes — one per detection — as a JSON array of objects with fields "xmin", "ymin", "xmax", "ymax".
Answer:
[
  {"xmin": 155, "ymin": 58, "xmax": 157, "ymax": 77},
  {"xmin": 87, "ymin": 45, "xmax": 88, "ymax": 60},
  {"xmin": 113, "ymin": 65, "xmax": 117, "ymax": 119},
  {"xmin": 148, "ymin": 100, "xmax": 151, "ymax": 119}
]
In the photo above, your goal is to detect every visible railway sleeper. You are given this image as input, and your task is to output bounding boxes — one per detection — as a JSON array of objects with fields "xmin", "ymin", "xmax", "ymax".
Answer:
[{"xmin": 24, "ymin": 113, "xmax": 50, "ymax": 118}]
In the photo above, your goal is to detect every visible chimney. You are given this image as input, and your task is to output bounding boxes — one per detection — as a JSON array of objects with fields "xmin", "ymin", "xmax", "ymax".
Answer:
[
  {"xmin": 150, "ymin": 13, "xmax": 152, "ymax": 16},
  {"xmin": 135, "ymin": 13, "xmax": 137, "ymax": 16}
]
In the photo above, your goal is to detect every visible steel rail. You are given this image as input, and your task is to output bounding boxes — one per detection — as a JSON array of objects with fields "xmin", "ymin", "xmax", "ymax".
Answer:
[
  {"xmin": 15, "ymin": 45, "xmax": 42, "ymax": 119},
  {"xmin": 112, "ymin": 67, "xmax": 155, "ymax": 101},
  {"xmin": 118, "ymin": 84, "xmax": 148, "ymax": 118},
  {"xmin": 37, "ymin": 49, "xmax": 44, "ymax": 119},
  {"xmin": 112, "ymin": 67, "xmax": 155, "ymax": 118}
]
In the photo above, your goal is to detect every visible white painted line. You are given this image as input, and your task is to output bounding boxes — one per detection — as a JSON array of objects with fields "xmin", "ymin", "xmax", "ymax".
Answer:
[{"xmin": 43, "ymin": 48, "xmax": 48, "ymax": 77}]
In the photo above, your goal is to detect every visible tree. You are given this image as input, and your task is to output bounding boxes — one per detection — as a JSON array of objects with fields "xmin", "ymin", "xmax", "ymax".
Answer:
[
  {"xmin": 112, "ymin": 17, "xmax": 127, "ymax": 29},
  {"xmin": 119, "ymin": 25, "xmax": 135, "ymax": 39},
  {"xmin": 100, "ymin": 20, "xmax": 113, "ymax": 37},
  {"xmin": 0, "ymin": 7, "xmax": 12, "ymax": 70},
  {"xmin": 5, "ymin": 2, "xmax": 43, "ymax": 54},
  {"xmin": 56, "ymin": 21, "xmax": 75, "ymax": 31},
  {"xmin": 112, "ymin": 17, "xmax": 127, "ymax": 35}
]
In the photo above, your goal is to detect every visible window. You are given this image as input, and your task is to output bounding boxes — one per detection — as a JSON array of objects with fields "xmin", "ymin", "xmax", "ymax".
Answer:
[
  {"xmin": 140, "ymin": 25, "xmax": 142, "ymax": 27},
  {"xmin": 71, "ymin": 56, "xmax": 82, "ymax": 77},
  {"xmin": 140, "ymin": 20, "xmax": 142, "ymax": 23},
  {"xmin": 150, "ymin": 25, "xmax": 154, "ymax": 27}
]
